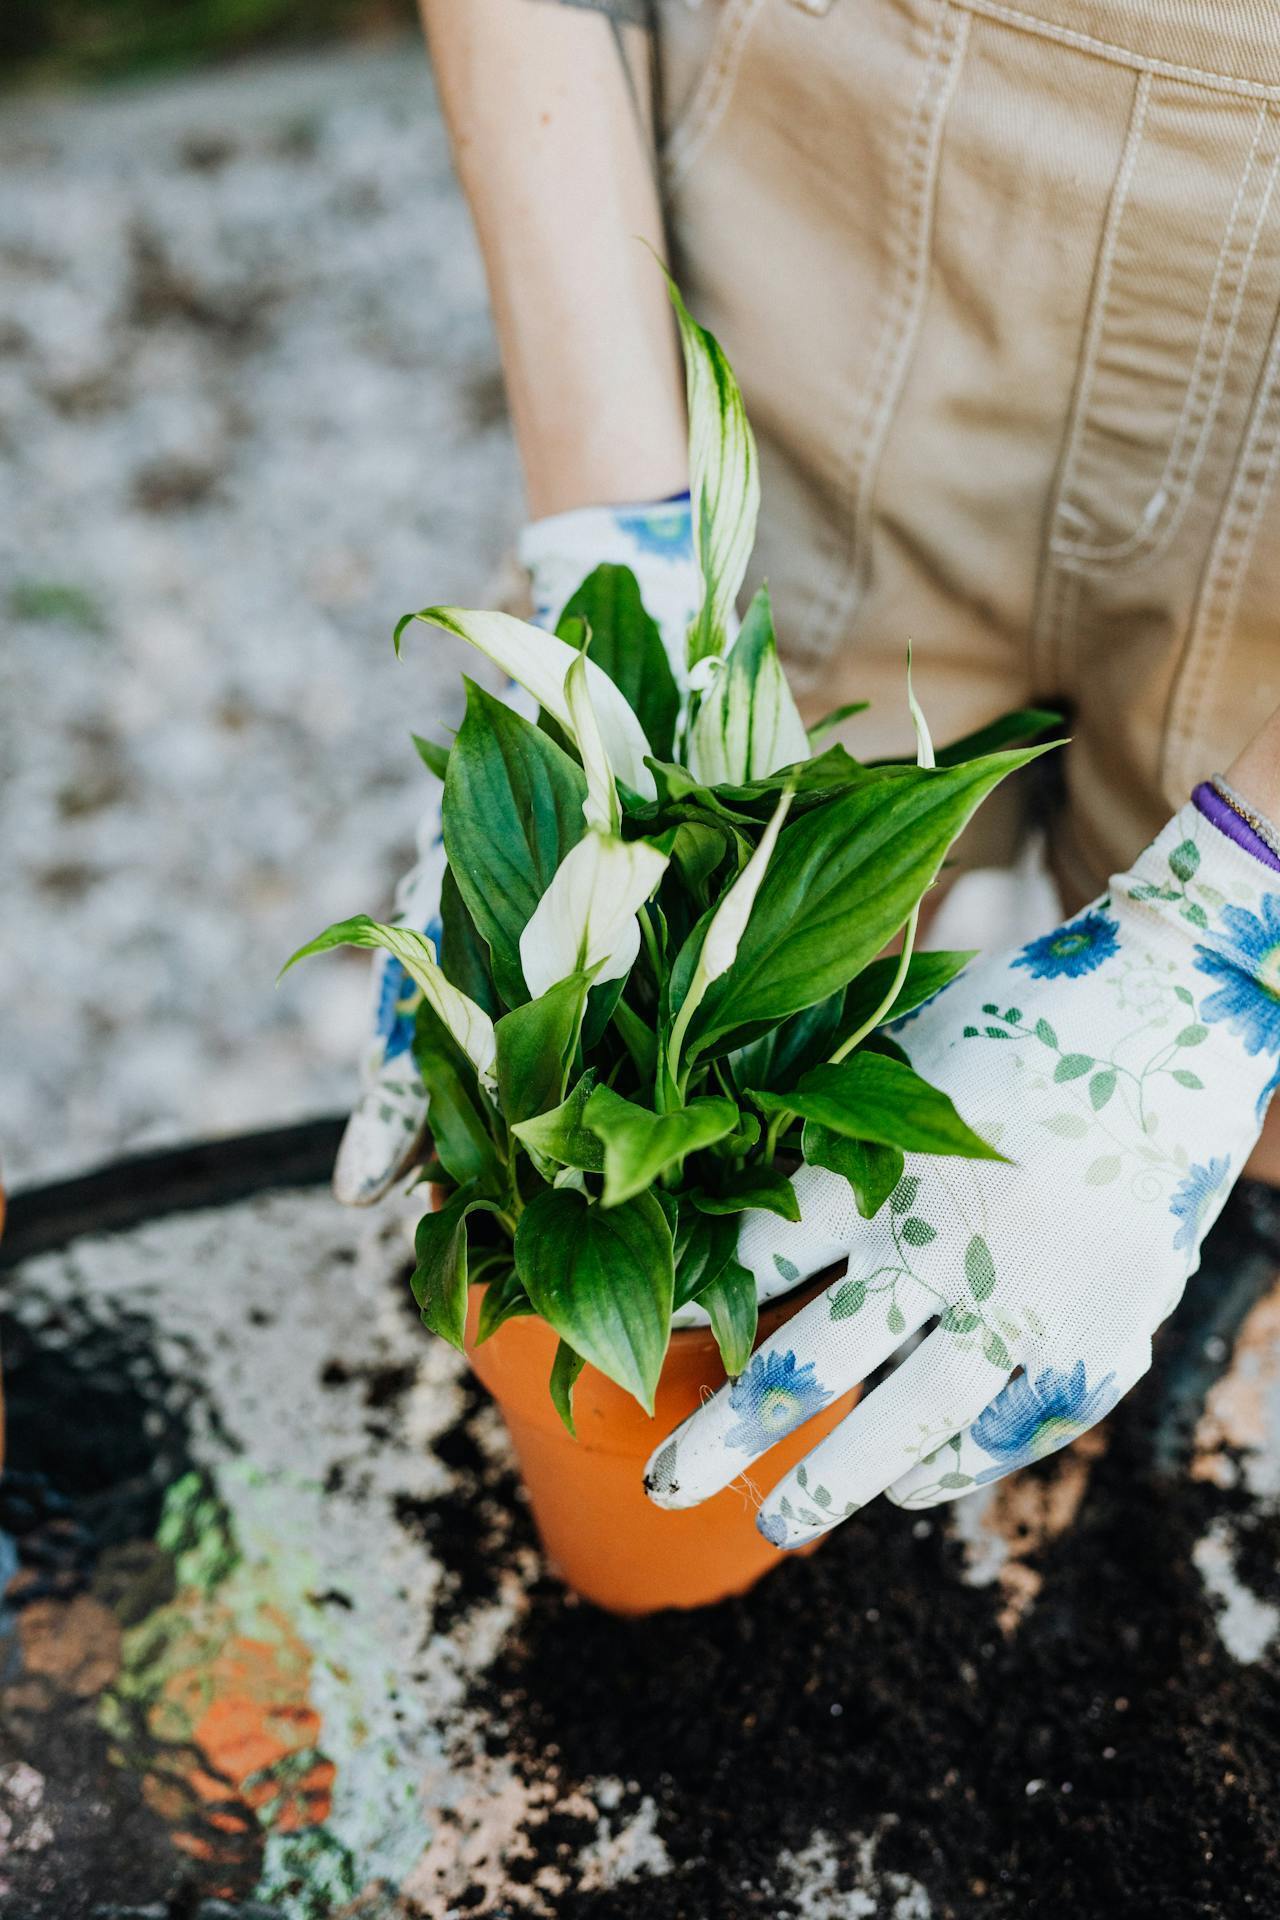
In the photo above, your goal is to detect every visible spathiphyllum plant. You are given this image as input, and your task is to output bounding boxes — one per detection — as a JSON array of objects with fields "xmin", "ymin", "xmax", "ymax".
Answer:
[{"xmin": 285, "ymin": 282, "xmax": 1059, "ymax": 1434}]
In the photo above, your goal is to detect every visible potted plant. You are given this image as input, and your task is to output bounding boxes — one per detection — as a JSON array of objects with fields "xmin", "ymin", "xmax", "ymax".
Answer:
[{"xmin": 284, "ymin": 282, "xmax": 1056, "ymax": 1613}]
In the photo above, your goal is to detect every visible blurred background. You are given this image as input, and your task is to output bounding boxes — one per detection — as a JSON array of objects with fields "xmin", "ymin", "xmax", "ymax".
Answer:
[{"xmin": 1, "ymin": 3, "xmax": 524, "ymax": 1184}]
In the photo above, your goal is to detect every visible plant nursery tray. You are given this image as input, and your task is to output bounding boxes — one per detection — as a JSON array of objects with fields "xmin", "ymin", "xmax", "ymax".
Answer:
[{"xmin": 2, "ymin": 1128, "xmax": 1279, "ymax": 1918}]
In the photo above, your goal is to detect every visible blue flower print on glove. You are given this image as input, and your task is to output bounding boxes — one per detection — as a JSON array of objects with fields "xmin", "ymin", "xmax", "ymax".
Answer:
[
  {"xmin": 1012, "ymin": 909, "xmax": 1120, "ymax": 982},
  {"xmin": 1169, "ymin": 1157, "xmax": 1230, "ymax": 1252},
  {"xmin": 723, "ymin": 1349, "xmax": 833, "ymax": 1453},
  {"xmin": 971, "ymin": 1362, "xmax": 1119, "ymax": 1482}
]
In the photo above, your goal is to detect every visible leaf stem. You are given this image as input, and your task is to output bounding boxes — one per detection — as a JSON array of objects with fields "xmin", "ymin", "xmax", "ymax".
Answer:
[
  {"xmin": 639, "ymin": 907, "xmax": 663, "ymax": 987},
  {"xmin": 829, "ymin": 902, "xmax": 921, "ymax": 1066},
  {"xmin": 764, "ymin": 1108, "xmax": 791, "ymax": 1163}
]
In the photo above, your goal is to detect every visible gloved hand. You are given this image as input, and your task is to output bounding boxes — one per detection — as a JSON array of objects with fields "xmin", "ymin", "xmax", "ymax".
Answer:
[
  {"xmin": 645, "ymin": 799, "xmax": 1280, "ymax": 1544},
  {"xmin": 333, "ymin": 494, "xmax": 699, "ymax": 1204}
]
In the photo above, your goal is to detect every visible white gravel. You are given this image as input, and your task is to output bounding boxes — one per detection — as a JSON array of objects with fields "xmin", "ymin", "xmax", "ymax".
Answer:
[{"xmin": 0, "ymin": 41, "xmax": 522, "ymax": 1185}]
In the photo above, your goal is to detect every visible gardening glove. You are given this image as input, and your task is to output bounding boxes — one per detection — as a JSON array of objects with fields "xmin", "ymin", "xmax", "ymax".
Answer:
[
  {"xmin": 333, "ymin": 494, "xmax": 699, "ymax": 1204},
  {"xmin": 646, "ymin": 798, "xmax": 1280, "ymax": 1545}
]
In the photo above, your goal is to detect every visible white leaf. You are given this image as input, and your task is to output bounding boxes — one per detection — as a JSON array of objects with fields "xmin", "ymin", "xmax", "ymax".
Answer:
[
  {"xmin": 698, "ymin": 783, "xmax": 794, "ymax": 982},
  {"xmin": 520, "ymin": 831, "xmax": 669, "ymax": 999},
  {"xmin": 906, "ymin": 642, "xmax": 936, "ymax": 770},
  {"xmin": 666, "ymin": 782, "xmax": 794, "ymax": 1075},
  {"xmin": 668, "ymin": 280, "xmax": 760, "ymax": 670},
  {"xmin": 687, "ymin": 588, "xmax": 809, "ymax": 785},
  {"xmin": 286, "ymin": 919, "xmax": 496, "ymax": 1089},
  {"xmin": 399, "ymin": 607, "xmax": 656, "ymax": 801},
  {"xmin": 565, "ymin": 648, "xmax": 619, "ymax": 832}
]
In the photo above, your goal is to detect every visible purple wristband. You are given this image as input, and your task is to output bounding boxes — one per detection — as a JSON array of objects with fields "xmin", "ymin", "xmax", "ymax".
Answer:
[{"xmin": 1193, "ymin": 782, "xmax": 1280, "ymax": 872}]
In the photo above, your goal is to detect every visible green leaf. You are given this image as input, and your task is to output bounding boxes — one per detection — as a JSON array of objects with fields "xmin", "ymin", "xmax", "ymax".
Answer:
[
  {"xmin": 558, "ymin": 564, "xmax": 680, "ymax": 762},
  {"xmin": 441, "ymin": 680, "xmax": 589, "ymax": 1005},
  {"xmin": 774, "ymin": 1254, "xmax": 800, "ymax": 1283},
  {"xmin": 807, "ymin": 700, "xmax": 870, "ymax": 747},
  {"xmin": 549, "ymin": 1340, "xmax": 586, "ymax": 1437},
  {"xmin": 690, "ymin": 1166, "xmax": 802, "ymax": 1221},
  {"xmin": 887, "ymin": 1303, "xmax": 906, "ymax": 1336},
  {"xmin": 830, "ymin": 1279, "xmax": 867, "ymax": 1318},
  {"xmin": 1043, "ymin": 1112, "xmax": 1089, "ymax": 1138},
  {"xmin": 1088, "ymin": 1069, "xmax": 1117, "ymax": 1111},
  {"xmin": 667, "ymin": 277, "xmax": 760, "ymax": 669},
  {"xmin": 412, "ymin": 1002, "xmax": 504, "ymax": 1194},
  {"xmin": 515, "ymin": 1188, "xmax": 674, "ymax": 1411},
  {"xmin": 700, "ymin": 1257, "xmax": 758, "ymax": 1376},
  {"xmin": 1169, "ymin": 838, "xmax": 1201, "ymax": 883},
  {"xmin": 494, "ymin": 973, "xmax": 590, "ymax": 1126},
  {"xmin": 941, "ymin": 1305, "xmax": 980, "ymax": 1333},
  {"xmin": 1182, "ymin": 902, "xmax": 1210, "ymax": 930},
  {"xmin": 727, "ymin": 992, "xmax": 846, "ymax": 1097},
  {"xmin": 1085, "ymin": 1155, "xmax": 1122, "ymax": 1185},
  {"xmin": 939, "ymin": 1471, "xmax": 974, "ymax": 1490},
  {"xmin": 1053, "ymin": 1053, "xmax": 1094, "ymax": 1082},
  {"xmin": 1176, "ymin": 1024, "xmax": 1208, "ymax": 1048},
  {"xmin": 439, "ymin": 865, "xmax": 499, "ymax": 1017},
  {"xmin": 1034, "ymin": 1017, "xmax": 1058, "ymax": 1048},
  {"xmin": 581, "ymin": 973, "xmax": 627, "ymax": 1052},
  {"xmin": 1174, "ymin": 985, "xmax": 1196, "ymax": 1006},
  {"xmin": 837, "ymin": 949, "xmax": 975, "ymax": 1043},
  {"xmin": 891, "ymin": 1175, "xmax": 920, "ymax": 1214},
  {"xmin": 753, "ymin": 1053, "xmax": 1005, "ymax": 1160},
  {"xmin": 611, "ymin": 995, "xmax": 659, "ymax": 1083},
  {"xmin": 802, "ymin": 1125, "xmax": 904, "ymax": 1220},
  {"xmin": 901, "ymin": 1217, "xmax": 936, "ymax": 1247},
  {"xmin": 687, "ymin": 586, "xmax": 809, "ymax": 785},
  {"xmin": 715, "ymin": 742, "xmax": 880, "ymax": 813},
  {"xmin": 688, "ymin": 746, "xmax": 1057, "ymax": 1054},
  {"xmin": 674, "ymin": 1206, "xmax": 738, "ymax": 1309},
  {"xmin": 476, "ymin": 1265, "xmax": 534, "ymax": 1344},
  {"xmin": 584, "ymin": 1085, "xmax": 740, "ymax": 1208},
  {"xmin": 1172, "ymin": 1069, "xmax": 1204, "ymax": 1090},
  {"xmin": 411, "ymin": 1189, "xmax": 500, "ymax": 1350},
  {"xmin": 512, "ymin": 1071, "xmax": 604, "ymax": 1173},
  {"xmin": 932, "ymin": 706, "xmax": 1062, "ymax": 767},
  {"xmin": 670, "ymin": 820, "xmax": 732, "ymax": 902},
  {"xmin": 982, "ymin": 1328, "xmax": 1011, "ymax": 1369},
  {"xmin": 411, "ymin": 732, "xmax": 451, "ymax": 780},
  {"xmin": 964, "ymin": 1234, "xmax": 997, "ymax": 1302}
]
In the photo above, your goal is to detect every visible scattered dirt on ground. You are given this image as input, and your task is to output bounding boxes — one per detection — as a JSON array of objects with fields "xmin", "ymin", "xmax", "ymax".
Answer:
[{"xmin": 447, "ymin": 1192, "xmax": 1280, "ymax": 1919}]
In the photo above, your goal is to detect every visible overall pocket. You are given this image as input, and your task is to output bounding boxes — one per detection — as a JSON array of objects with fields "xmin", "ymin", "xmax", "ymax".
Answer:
[{"xmin": 1036, "ymin": 84, "xmax": 1280, "ymax": 685}]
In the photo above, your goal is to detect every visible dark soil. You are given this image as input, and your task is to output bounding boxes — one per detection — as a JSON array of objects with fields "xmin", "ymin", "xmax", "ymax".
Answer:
[
  {"xmin": 5, "ymin": 1168, "xmax": 1280, "ymax": 1917},
  {"xmin": 454, "ymin": 1181, "xmax": 1280, "ymax": 1920}
]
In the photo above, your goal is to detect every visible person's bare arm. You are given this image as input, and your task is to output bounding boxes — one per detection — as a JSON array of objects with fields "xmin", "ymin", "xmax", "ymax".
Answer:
[{"xmin": 420, "ymin": 0, "xmax": 687, "ymax": 517}]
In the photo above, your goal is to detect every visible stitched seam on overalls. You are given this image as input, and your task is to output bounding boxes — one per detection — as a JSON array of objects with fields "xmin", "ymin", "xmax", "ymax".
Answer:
[
  {"xmin": 958, "ymin": 0, "xmax": 1280, "ymax": 103},
  {"xmin": 661, "ymin": 0, "xmax": 767, "ymax": 187},
  {"xmin": 1031, "ymin": 68, "xmax": 1150, "ymax": 694},
  {"xmin": 1053, "ymin": 104, "xmax": 1279, "ymax": 572},
  {"xmin": 795, "ymin": 0, "xmax": 968, "ymax": 673},
  {"xmin": 1162, "ymin": 303, "xmax": 1280, "ymax": 795}
]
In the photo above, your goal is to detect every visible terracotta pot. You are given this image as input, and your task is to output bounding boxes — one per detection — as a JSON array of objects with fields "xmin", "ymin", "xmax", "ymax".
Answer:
[{"xmin": 464, "ymin": 1271, "xmax": 858, "ymax": 1615}]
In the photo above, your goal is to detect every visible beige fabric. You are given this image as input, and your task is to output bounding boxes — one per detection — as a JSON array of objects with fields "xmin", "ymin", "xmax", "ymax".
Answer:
[{"xmin": 658, "ymin": 0, "xmax": 1280, "ymax": 903}]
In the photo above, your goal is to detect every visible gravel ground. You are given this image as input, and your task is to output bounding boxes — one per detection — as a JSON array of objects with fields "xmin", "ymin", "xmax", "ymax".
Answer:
[{"xmin": 0, "ymin": 40, "xmax": 521, "ymax": 1186}]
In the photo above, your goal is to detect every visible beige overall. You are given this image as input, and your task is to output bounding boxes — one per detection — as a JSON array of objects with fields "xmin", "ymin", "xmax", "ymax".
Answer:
[{"xmin": 658, "ymin": 0, "xmax": 1280, "ymax": 904}]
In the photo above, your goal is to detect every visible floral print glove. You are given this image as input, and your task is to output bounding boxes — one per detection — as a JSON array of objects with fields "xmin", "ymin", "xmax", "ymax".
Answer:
[
  {"xmin": 645, "ymin": 802, "xmax": 1280, "ymax": 1545},
  {"xmin": 333, "ymin": 495, "xmax": 699, "ymax": 1204}
]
